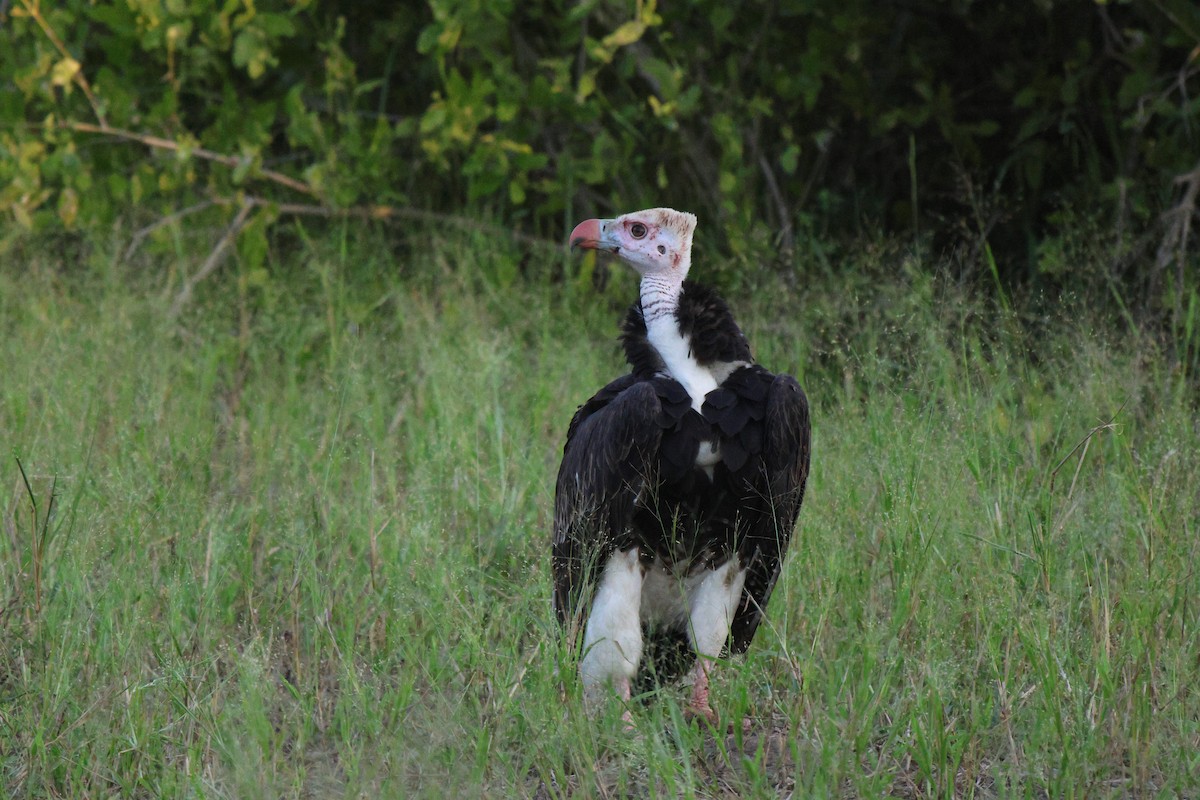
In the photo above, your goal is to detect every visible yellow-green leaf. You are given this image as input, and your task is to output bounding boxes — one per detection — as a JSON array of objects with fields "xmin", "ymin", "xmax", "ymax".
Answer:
[
  {"xmin": 57, "ymin": 188, "xmax": 79, "ymax": 228},
  {"xmin": 50, "ymin": 57, "xmax": 81, "ymax": 87},
  {"xmin": 498, "ymin": 138, "xmax": 533, "ymax": 154},
  {"xmin": 602, "ymin": 20, "xmax": 645, "ymax": 50},
  {"xmin": 575, "ymin": 70, "xmax": 597, "ymax": 103},
  {"xmin": 246, "ymin": 267, "xmax": 270, "ymax": 288},
  {"xmin": 437, "ymin": 21, "xmax": 463, "ymax": 50},
  {"xmin": 648, "ymin": 95, "xmax": 675, "ymax": 118},
  {"xmin": 12, "ymin": 204, "xmax": 33, "ymax": 230}
]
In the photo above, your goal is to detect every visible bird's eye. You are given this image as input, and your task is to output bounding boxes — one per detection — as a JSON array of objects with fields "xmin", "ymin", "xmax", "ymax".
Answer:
[{"xmin": 630, "ymin": 222, "xmax": 648, "ymax": 239}]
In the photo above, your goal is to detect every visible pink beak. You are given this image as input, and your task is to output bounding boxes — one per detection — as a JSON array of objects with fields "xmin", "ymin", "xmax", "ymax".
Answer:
[{"xmin": 569, "ymin": 218, "xmax": 603, "ymax": 250}]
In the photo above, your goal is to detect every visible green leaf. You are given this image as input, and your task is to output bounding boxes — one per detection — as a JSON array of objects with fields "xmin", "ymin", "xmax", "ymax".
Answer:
[
  {"xmin": 232, "ymin": 151, "xmax": 259, "ymax": 184},
  {"xmin": 780, "ymin": 144, "xmax": 800, "ymax": 176},
  {"xmin": 437, "ymin": 20, "xmax": 463, "ymax": 51},
  {"xmin": 237, "ymin": 210, "xmax": 270, "ymax": 273},
  {"xmin": 233, "ymin": 28, "xmax": 274, "ymax": 79}
]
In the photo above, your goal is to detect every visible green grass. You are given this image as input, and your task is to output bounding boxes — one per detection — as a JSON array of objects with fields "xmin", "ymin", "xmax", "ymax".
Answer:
[{"xmin": 2, "ymin": 227, "xmax": 1198, "ymax": 798}]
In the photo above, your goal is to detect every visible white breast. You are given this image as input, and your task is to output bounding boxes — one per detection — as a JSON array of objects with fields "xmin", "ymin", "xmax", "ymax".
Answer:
[
  {"xmin": 695, "ymin": 440, "xmax": 720, "ymax": 468},
  {"xmin": 645, "ymin": 315, "xmax": 723, "ymax": 474},
  {"xmin": 646, "ymin": 316, "xmax": 717, "ymax": 412}
]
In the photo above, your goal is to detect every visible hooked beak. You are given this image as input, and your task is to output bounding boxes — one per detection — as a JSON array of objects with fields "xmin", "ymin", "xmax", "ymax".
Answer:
[{"xmin": 569, "ymin": 218, "xmax": 615, "ymax": 252}]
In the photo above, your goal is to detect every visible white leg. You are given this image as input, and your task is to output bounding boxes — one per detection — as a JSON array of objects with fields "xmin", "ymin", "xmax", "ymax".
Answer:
[
  {"xmin": 580, "ymin": 548, "xmax": 644, "ymax": 715},
  {"xmin": 684, "ymin": 556, "xmax": 746, "ymax": 721}
]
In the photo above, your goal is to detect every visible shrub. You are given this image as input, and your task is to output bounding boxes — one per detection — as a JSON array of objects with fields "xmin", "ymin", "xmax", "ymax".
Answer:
[{"xmin": 2, "ymin": 0, "xmax": 1197, "ymax": 299}]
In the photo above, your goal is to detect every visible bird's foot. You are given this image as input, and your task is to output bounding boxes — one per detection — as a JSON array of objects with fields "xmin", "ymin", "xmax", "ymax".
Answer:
[
  {"xmin": 683, "ymin": 702, "xmax": 754, "ymax": 735},
  {"xmin": 682, "ymin": 658, "xmax": 751, "ymax": 732},
  {"xmin": 683, "ymin": 700, "xmax": 719, "ymax": 726},
  {"xmin": 585, "ymin": 676, "xmax": 638, "ymax": 732},
  {"xmin": 683, "ymin": 657, "xmax": 714, "ymax": 723}
]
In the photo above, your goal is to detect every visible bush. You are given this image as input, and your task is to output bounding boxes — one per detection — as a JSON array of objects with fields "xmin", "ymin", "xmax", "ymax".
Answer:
[{"xmin": 2, "ymin": 0, "xmax": 1198, "ymax": 299}]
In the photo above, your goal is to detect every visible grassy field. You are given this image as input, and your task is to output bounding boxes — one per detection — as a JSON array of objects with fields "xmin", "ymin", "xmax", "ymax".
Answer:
[{"xmin": 1, "ymin": 226, "xmax": 1198, "ymax": 798}]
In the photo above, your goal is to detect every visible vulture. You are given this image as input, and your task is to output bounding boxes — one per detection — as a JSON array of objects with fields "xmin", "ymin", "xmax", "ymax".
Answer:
[{"xmin": 554, "ymin": 207, "xmax": 811, "ymax": 724}]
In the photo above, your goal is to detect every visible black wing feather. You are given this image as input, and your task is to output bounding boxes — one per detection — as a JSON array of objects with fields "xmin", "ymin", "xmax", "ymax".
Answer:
[
  {"xmin": 552, "ymin": 377, "xmax": 665, "ymax": 626},
  {"xmin": 728, "ymin": 373, "xmax": 811, "ymax": 653}
]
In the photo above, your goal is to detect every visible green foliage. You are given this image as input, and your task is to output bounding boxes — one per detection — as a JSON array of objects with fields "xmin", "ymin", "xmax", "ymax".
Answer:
[{"xmin": 2, "ymin": 0, "xmax": 1198, "ymax": 289}]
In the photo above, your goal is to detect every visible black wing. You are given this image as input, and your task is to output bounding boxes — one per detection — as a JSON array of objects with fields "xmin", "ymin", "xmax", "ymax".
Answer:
[
  {"xmin": 552, "ymin": 376, "xmax": 671, "ymax": 627},
  {"xmin": 727, "ymin": 372, "xmax": 811, "ymax": 653}
]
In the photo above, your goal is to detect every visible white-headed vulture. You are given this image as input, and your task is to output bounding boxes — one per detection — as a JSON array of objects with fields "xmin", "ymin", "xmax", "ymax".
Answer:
[{"xmin": 554, "ymin": 207, "xmax": 811, "ymax": 725}]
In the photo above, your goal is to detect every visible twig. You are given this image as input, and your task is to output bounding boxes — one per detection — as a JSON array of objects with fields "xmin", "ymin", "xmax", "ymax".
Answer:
[
  {"xmin": 121, "ymin": 200, "xmax": 216, "ymax": 263},
  {"xmin": 64, "ymin": 121, "xmax": 315, "ymax": 196},
  {"xmin": 133, "ymin": 187, "xmax": 569, "ymax": 318},
  {"xmin": 957, "ymin": 531, "xmax": 1037, "ymax": 562},
  {"xmin": 1169, "ymin": 160, "xmax": 1200, "ymax": 319},
  {"xmin": 157, "ymin": 192, "xmax": 563, "ymax": 317},
  {"xmin": 168, "ymin": 200, "xmax": 254, "ymax": 319},
  {"xmin": 759, "ymin": 153, "xmax": 794, "ymax": 255},
  {"xmin": 213, "ymin": 195, "xmax": 562, "ymax": 251},
  {"xmin": 44, "ymin": 677, "xmax": 141, "ymax": 749},
  {"xmin": 15, "ymin": 456, "xmax": 54, "ymax": 615},
  {"xmin": 17, "ymin": 0, "xmax": 106, "ymax": 126},
  {"xmin": 1048, "ymin": 402, "xmax": 1126, "ymax": 499},
  {"xmin": 58, "ymin": 122, "xmax": 562, "ymax": 251}
]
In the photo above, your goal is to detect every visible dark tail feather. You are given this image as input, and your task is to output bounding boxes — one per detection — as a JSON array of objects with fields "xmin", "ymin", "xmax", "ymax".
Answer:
[{"xmin": 634, "ymin": 626, "xmax": 696, "ymax": 696}]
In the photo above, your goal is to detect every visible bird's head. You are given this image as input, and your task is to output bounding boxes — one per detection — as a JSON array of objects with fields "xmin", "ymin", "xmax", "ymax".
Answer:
[{"xmin": 569, "ymin": 207, "xmax": 697, "ymax": 278}]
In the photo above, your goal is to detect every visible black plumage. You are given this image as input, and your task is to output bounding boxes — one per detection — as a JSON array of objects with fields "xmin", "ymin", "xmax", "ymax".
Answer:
[{"xmin": 553, "ymin": 280, "xmax": 811, "ymax": 687}]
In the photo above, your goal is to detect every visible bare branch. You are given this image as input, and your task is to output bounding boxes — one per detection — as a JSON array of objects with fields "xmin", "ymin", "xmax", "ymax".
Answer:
[
  {"xmin": 64, "ymin": 121, "xmax": 315, "ymax": 196},
  {"xmin": 164, "ymin": 194, "xmax": 564, "ymax": 319},
  {"xmin": 1153, "ymin": 158, "xmax": 1200, "ymax": 327},
  {"xmin": 214, "ymin": 196, "xmax": 561, "ymax": 251},
  {"xmin": 122, "ymin": 201, "xmax": 216, "ymax": 263},
  {"xmin": 759, "ymin": 154, "xmax": 794, "ymax": 255},
  {"xmin": 168, "ymin": 200, "xmax": 254, "ymax": 319}
]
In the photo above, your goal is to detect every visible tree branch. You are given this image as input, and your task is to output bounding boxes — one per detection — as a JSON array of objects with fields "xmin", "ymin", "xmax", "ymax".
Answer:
[
  {"xmin": 159, "ymin": 195, "xmax": 565, "ymax": 318},
  {"xmin": 17, "ymin": 0, "xmax": 106, "ymax": 126},
  {"xmin": 759, "ymin": 153, "xmax": 795, "ymax": 256},
  {"xmin": 168, "ymin": 200, "xmax": 254, "ymax": 319},
  {"xmin": 64, "ymin": 121, "xmax": 315, "ymax": 197},
  {"xmin": 213, "ymin": 196, "xmax": 561, "ymax": 251},
  {"xmin": 1154, "ymin": 157, "xmax": 1200, "ymax": 327},
  {"xmin": 122, "ymin": 200, "xmax": 217, "ymax": 263}
]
